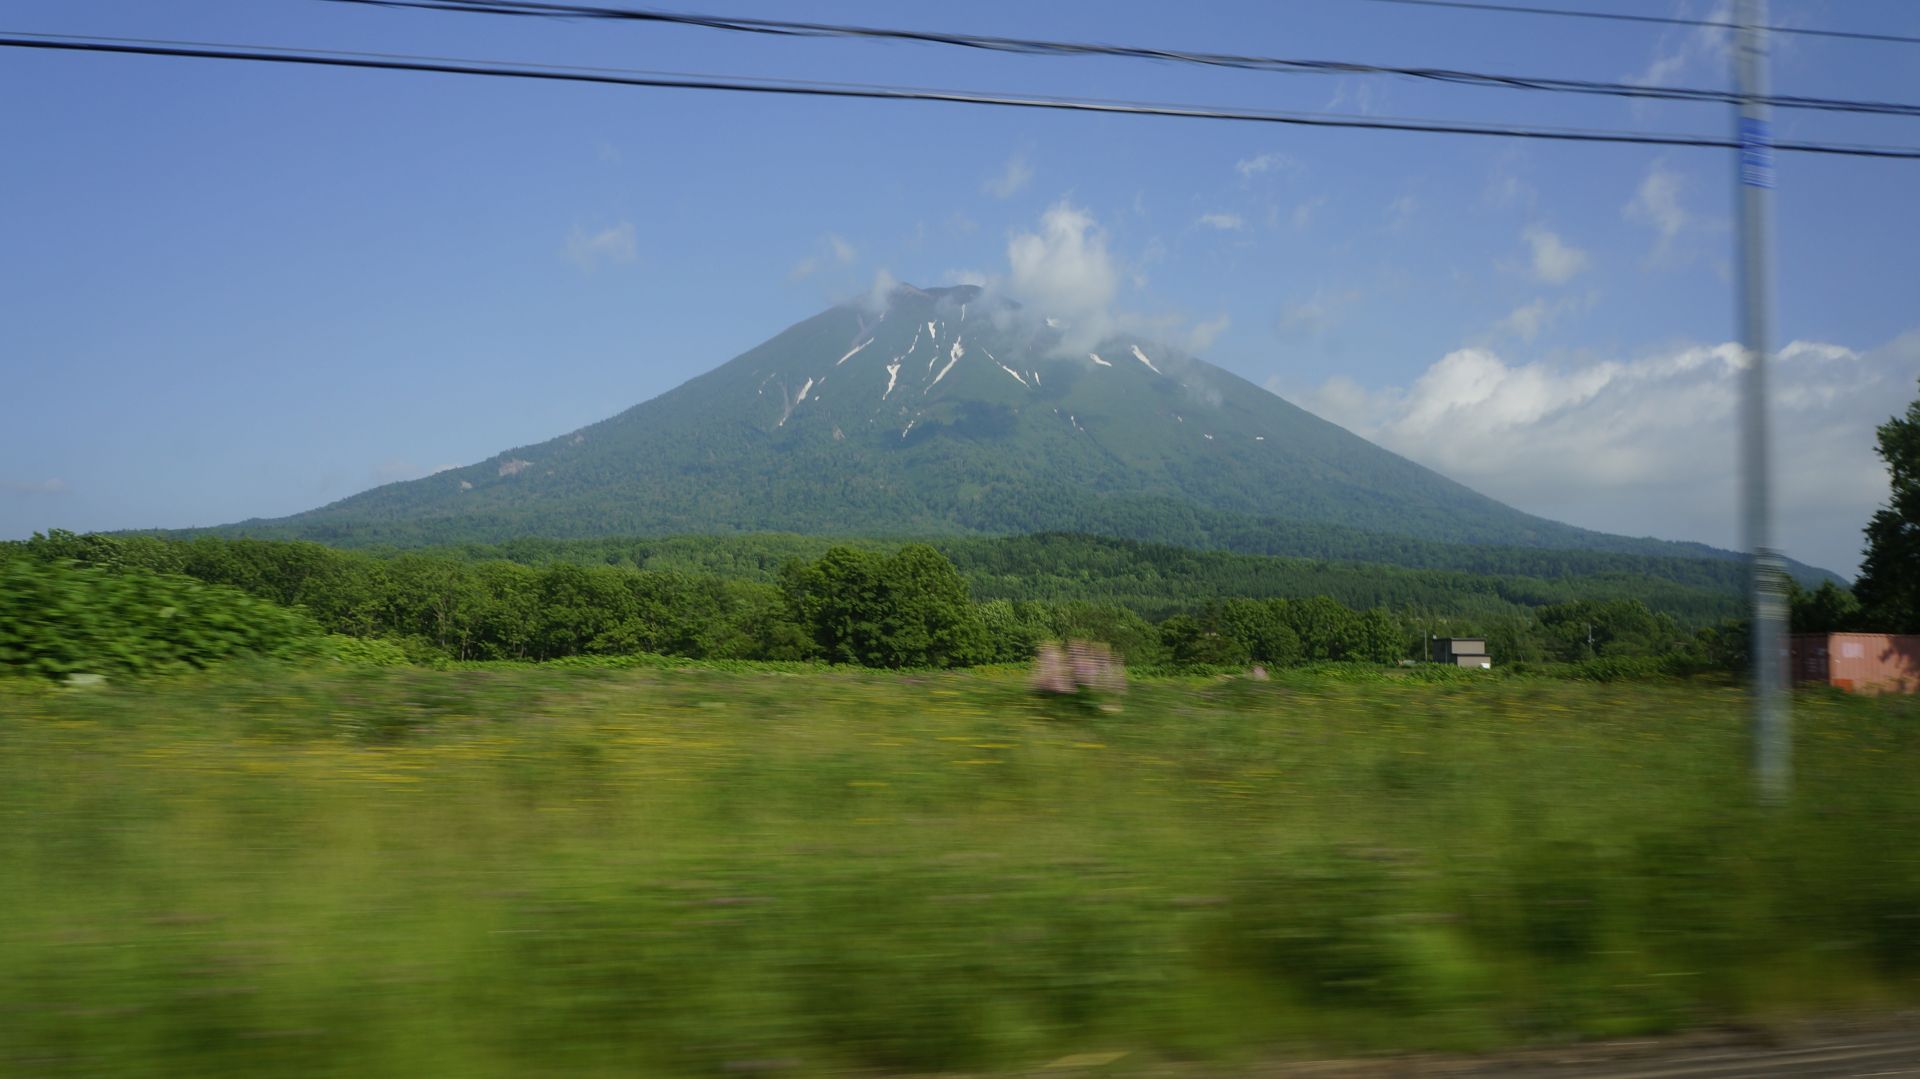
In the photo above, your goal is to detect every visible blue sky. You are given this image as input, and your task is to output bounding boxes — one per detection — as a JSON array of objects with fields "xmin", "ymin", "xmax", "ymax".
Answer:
[{"xmin": 2, "ymin": 0, "xmax": 1916, "ymax": 574}]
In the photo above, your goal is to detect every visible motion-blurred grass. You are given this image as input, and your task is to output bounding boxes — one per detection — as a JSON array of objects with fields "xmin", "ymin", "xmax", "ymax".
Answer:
[{"xmin": 2, "ymin": 665, "xmax": 1917, "ymax": 1076}]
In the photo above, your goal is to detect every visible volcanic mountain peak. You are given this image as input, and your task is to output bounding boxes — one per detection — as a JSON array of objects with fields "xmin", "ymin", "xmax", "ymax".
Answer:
[{"xmin": 223, "ymin": 283, "xmax": 1771, "ymax": 575}]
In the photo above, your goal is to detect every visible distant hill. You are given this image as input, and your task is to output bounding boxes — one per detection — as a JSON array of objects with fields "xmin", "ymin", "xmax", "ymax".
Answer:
[{"xmin": 208, "ymin": 283, "xmax": 1830, "ymax": 582}]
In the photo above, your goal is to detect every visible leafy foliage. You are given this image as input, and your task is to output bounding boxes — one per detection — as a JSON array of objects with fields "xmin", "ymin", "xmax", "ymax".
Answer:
[
  {"xmin": 1789, "ymin": 580, "xmax": 1865, "ymax": 634},
  {"xmin": 0, "ymin": 551, "xmax": 319, "ymax": 678},
  {"xmin": 6, "ymin": 531, "xmax": 1755, "ymax": 678},
  {"xmin": 1857, "ymin": 378, "xmax": 1920, "ymax": 632}
]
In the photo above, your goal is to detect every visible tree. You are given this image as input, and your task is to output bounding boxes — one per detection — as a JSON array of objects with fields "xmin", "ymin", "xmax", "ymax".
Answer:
[
  {"xmin": 1160, "ymin": 614, "xmax": 1250, "ymax": 668},
  {"xmin": 1789, "ymin": 580, "xmax": 1862, "ymax": 634},
  {"xmin": 1856, "ymin": 379, "xmax": 1920, "ymax": 632},
  {"xmin": 1535, "ymin": 599, "xmax": 1675, "ymax": 661},
  {"xmin": 978, "ymin": 599, "xmax": 1046, "ymax": 663},
  {"xmin": 1213, "ymin": 598, "xmax": 1301, "ymax": 665},
  {"xmin": 875, "ymin": 544, "xmax": 990, "ymax": 669},
  {"xmin": 1286, "ymin": 596, "xmax": 1359, "ymax": 661},
  {"xmin": 1351, "ymin": 608, "xmax": 1404, "ymax": 664},
  {"xmin": 783, "ymin": 544, "xmax": 988, "ymax": 668},
  {"xmin": 1041, "ymin": 601, "xmax": 1164, "ymax": 664},
  {"xmin": 783, "ymin": 546, "xmax": 888, "ymax": 665}
]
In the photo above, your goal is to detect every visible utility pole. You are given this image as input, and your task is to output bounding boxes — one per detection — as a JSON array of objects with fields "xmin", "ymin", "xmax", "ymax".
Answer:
[{"xmin": 1736, "ymin": 0, "xmax": 1790, "ymax": 803}]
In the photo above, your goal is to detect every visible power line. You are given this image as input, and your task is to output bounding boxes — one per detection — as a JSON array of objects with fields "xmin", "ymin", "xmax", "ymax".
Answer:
[
  {"xmin": 1358, "ymin": 0, "xmax": 1920, "ymax": 47},
  {"xmin": 319, "ymin": 0, "xmax": 1920, "ymax": 120},
  {"xmin": 7, "ymin": 31, "xmax": 1920, "ymax": 159}
]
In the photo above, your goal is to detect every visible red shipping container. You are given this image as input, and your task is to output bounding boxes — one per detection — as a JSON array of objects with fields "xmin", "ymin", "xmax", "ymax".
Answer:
[{"xmin": 1790, "ymin": 633, "xmax": 1920, "ymax": 695}]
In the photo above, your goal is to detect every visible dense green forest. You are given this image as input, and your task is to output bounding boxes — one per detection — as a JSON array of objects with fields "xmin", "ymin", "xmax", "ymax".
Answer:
[
  {"xmin": 377, "ymin": 531, "xmax": 1757, "ymax": 624},
  {"xmin": 7, "ymin": 529, "xmax": 1841, "ymax": 681},
  {"xmin": 208, "ymin": 504, "xmax": 1838, "ymax": 591}
]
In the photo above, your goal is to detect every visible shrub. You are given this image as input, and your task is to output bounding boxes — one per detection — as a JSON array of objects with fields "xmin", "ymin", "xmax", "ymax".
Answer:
[{"xmin": 0, "ymin": 555, "xmax": 321, "ymax": 679}]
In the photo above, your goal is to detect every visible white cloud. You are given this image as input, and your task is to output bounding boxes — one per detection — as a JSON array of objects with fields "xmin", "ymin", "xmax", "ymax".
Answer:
[
  {"xmin": 982, "ymin": 155, "xmax": 1033, "ymax": 199},
  {"xmin": 860, "ymin": 268, "xmax": 899, "ymax": 314},
  {"xmin": 790, "ymin": 233, "xmax": 859, "ymax": 280},
  {"xmin": 1385, "ymin": 194, "xmax": 1418, "ymax": 232},
  {"xmin": 1298, "ymin": 333, "xmax": 1919, "ymax": 575},
  {"xmin": 1290, "ymin": 197, "xmax": 1327, "ymax": 231},
  {"xmin": 1493, "ymin": 293, "xmax": 1594, "ymax": 342},
  {"xmin": 1005, "ymin": 201, "xmax": 1121, "ymax": 353},
  {"xmin": 1523, "ymin": 225, "xmax": 1589, "ymax": 285},
  {"xmin": 1197, "ymin": 212, "xmax": 1245, "ymax": 231},
  {"xmin": 1278, "ymin": 288, "xmax": 1364, "ymax": 338},
  {"xmin": 1186, "ymin": 313, "xmax": 1230, "ymax": 352},
  {"xmin": 565, "ymin": 221, "xmax": 637, "ymax": 270},
  {"xmin": 1628, "ymin": 1, "xmax": 1733, "ymax": 87},
  {"xmin": 1496, "ymin": 299, "xmax": 1556, "ymax": 343},
  {"xmin": 1325, "ymin": 79, "xmax": 1380, "ymax": 115},
  {"xmin": 1, "ymin": 478, "xmax": 68, "ymax": 496},
  {"xmin": 1624, "ymin": 163, "xmax": 1691, "ymax": 261},
  {"xmin": 1485, "ymin": 169, "xmax": 1535, "ymax": 211},
  {"xmin": 987, "ymin": 204, "xmax": 1222, "ymax": 357},
  {"xmin": 1234, "ymin": 151, "xmax": 1301, "ymax": 179}
]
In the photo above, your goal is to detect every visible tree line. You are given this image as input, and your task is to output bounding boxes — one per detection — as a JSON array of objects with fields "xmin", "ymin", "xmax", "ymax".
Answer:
[{"xmin": 3, "ymin": 530, "xmax": 1833, "ymax": 678}]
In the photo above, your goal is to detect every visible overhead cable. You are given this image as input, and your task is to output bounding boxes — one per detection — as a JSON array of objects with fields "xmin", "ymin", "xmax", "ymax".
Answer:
[
  {"xmin": 318, "ymin": 0, "xmax": 1920, "ymax": 120},
  {"xmin": 7, "ymin": 32, "xmax": 1920, "ymax": 160},
  {"xmin": 1359, "ymin": 0, "xmax": 1920, "ymax": 47}
]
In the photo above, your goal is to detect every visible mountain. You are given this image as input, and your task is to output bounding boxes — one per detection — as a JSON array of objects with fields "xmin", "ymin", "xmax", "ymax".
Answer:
[{"xmin": 217, "ymin": 283, "xmax": 1812, "ymax": 577}]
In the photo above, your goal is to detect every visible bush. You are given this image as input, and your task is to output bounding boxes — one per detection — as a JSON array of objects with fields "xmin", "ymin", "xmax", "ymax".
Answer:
[
  {"xmin": 0, "ymin": 556, "xmax": 321, "ymax": 679},
  {"xmin": 1572, "ymin": 655, "xmax": 1670, "ymax": 682},
  {"xmin": 282, "ymin": 633, "xmax": 415, "ymax": 668}
]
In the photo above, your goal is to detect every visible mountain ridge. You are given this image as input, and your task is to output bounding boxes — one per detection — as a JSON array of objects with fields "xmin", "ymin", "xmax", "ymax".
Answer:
[{"xmin": 203, "ymin": 283, "xmax": 1832, "ymax": 581}]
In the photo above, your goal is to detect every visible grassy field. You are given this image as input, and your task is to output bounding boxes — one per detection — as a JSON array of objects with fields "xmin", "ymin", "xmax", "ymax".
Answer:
[{"xmin": 2, "ymin": 664, "xmax": 1917, "ymax": 1077}]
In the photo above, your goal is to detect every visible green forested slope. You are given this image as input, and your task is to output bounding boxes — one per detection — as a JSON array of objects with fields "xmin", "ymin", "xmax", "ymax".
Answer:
[{"xmin": 203, "ymin": 285, "xmax": 1816, "ymax": 579}]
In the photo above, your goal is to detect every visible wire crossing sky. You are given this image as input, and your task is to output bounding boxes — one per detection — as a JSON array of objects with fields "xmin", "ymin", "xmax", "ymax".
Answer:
[
  {"xmin": 1358, "ymin": 0, "xmax": 1920, "ymax": 46},
  {"xmin": 10, "ymin": 32, "xmax": 1920, "ymax": 158},
  {"xmin": 1, "ymin": 0, "xmax": 1916, "ymax": 577},
  {"xmin": 317, "ymin": 0, "xmax": 1920, "ymax": 119}
]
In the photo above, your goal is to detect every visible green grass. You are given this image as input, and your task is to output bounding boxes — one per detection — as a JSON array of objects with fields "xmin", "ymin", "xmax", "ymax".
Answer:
[{"xmin": 2, "ymin": 665, "xmax": 1917, "ymax": 1076}]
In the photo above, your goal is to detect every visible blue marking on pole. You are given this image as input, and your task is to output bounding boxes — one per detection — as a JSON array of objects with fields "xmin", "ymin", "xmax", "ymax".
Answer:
[{"xmin": 1741, "ymin": 117, "xmax": 1774, "ymax": 188}]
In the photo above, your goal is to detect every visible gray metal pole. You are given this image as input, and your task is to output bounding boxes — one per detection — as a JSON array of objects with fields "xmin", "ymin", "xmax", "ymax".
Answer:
[{"xmin": 1736, "ymin": 0, "xmax": 1790, "ymax": 803}]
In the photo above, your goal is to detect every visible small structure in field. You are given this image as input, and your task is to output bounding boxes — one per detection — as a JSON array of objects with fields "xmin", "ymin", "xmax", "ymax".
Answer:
[
  {"xmin": 1031, "ymin": 640, "xmax": 1126, "ymax": 696},
  {"xmin": 1431, "ymin": 637, "xmax": 1492, "ymax": 669},
  {"xmin": 1791, "ymin": 632, "xmax": 1920, "ymax": 694}
]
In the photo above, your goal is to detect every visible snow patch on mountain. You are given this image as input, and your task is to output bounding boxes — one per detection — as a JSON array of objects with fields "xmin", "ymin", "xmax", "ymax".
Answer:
[{"xmin": 929, "ymin": 339, "xmax": 964, "ymax": 388}]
